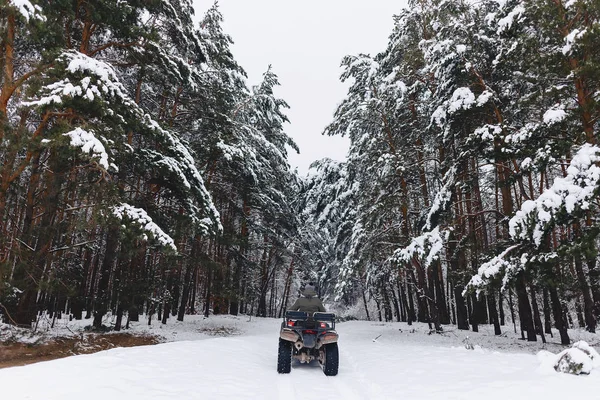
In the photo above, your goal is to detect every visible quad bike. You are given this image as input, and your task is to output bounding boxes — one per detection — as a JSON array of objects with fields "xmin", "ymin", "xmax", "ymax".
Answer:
[{"xmin": 277, "ymin": 311, "xmax": 339, "ymax": 376}]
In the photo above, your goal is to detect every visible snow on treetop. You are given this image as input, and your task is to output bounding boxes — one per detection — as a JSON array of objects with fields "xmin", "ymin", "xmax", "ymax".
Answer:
[
  {"xmin": 393, "ymin": 227, "xmax": 448, "ymax": 268},
  {"xmin": 9, "ymin": 0, "xmax": 45, "ymax": 22},
  {"xmin": 426, "ymin": 167, "xmax": 456, "ymax": 230},
  {"xmin": 24, "ymin": 50, "xmax": 132, "ymax": 109},
  {"xmin": 474, "ymin": 124, "xmax": 502, "ymax": 142},
  {"xmin": 448, "ymin": 87, "xmax": 476, "ymax": 113},
  {"xmin": 63, "ymin": 128, "xmax": 110, "ymax": 170},
  {"xmin": 509, "ymin": 144, "xmax": 600, "ymax": 246},
  {"xmin": 113, "ymin": 204, "xmax": 177, "ymax": 251},
  {"xmin": 505, "ymin": 123, "xmax": 539, "ymax": 144},
  {"xmin": 476, "ymin": 90, "xmax": 494, "ymax": 107},
  {"xmin": 543, "ymin": 105, "xmax": 566, "ymax": 125},
  {"xmin": 465, "ymin": 244, "xmax": 520, "ymax": 294},
  {"xmin": 431, "ymin": 87, "xmax": 478, "ymax": 128},
  {"xmin": 564, "ymin": 0, "xmax": 578, "ymax": 8},
  {"xmin": 496, "ymin": 4, "xmax": 525, "ymax": 34},
  {"xmin": 562, "ymin": 28, "xmax": 587, "ymax": 55}
]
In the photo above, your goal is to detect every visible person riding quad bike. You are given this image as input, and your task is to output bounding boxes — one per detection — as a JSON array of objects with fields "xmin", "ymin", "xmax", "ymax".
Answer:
[
  {"xmin": 278, "ymin": 283, "xmax": 339, "ymax": 376},
  {"xmin": 288, "ymin": 284, "xmax": 326, "ymax": 314}
]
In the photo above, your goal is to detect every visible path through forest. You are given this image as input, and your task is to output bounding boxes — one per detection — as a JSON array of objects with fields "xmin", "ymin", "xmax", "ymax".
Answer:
[{"xmin": 2, "ymin": 317, "xmax": 600, "ymax": 399}]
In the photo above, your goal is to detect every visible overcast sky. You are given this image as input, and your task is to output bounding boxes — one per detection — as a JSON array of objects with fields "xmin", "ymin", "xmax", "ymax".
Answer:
[{"xmin": 193, "ymin": 1, "xmax": 408, "ymax": 175}]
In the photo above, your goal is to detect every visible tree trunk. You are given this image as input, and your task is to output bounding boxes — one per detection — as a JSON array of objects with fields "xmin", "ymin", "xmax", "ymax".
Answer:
[
  {"xmin": 470, "ymin": 294, "xmax": 479, "ymax": 332},
  {"xmin": 454, "ymin": 284, "xmax": 469, "ymax": 330},
  {"xmin": 362, "ymin": 283, "xmax": 371, "ymax": 321},
  {"xmin": 498, "ymin": 289, "xmax": 505, "ymax": 326},
  {"xmin": 204, "ymin": 267, "xmax": 212, "ymax": 318},
  {"xmin": 93, "ymin": 227, "xmax": 119, "ymax": 329},
  {"xmin": 406, "ymin": 276, "xmax": 415, "ymax": 325},
  {"xmin": 515, "ymin": 275, "xmax": 536, "ymax": 341},
  {"xmin": 114, "ymin": 305, "xmax": 124, "ymax": 331},
  {"xmin": 177, "ymin": 264, "xmax": 194, "ymax": 322},
  {"xmin": 587, "ymin": 256, "xmax": 600, "ymax": 318},
  {"xmin": 549, "ymin": 285, "xmax": 570, "ymax": 345},
  {"xmin": 508, "ymin": 289, "xmax": 517, "ymax": 333},
  {"xmin": 433, "ymin": 261, "xmax": 450, "ymax": 324},
  {"xmin": 574, "ymin": 255, "xmax": 596, "ymax": 332},
  {"xmin": 390, "ymin": 283, "xmax": 401, "ymax": 323},
  {"xmin": 543, "ymin": 288, "xmax": 553, "ymax": 337},
  {"xmin": 398, "ymin": 280, "xmax": 408, "ymax": 322},
  {"xmin": 487, "ymin": 293, "xmax": 502, "ymax": 335},
  {"xmin": 529, "ymin": 284, "xmax": 545, "ymax": 343}
]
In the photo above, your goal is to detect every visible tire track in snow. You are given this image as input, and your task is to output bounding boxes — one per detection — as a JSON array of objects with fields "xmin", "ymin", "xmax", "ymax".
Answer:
[
  {"xmin": 331, "ymin": 376, "xmax": 364, "ymax": 400},
  {"xmin": 339, "ymin": 344, "xmax": 386, "ymax": 399}
]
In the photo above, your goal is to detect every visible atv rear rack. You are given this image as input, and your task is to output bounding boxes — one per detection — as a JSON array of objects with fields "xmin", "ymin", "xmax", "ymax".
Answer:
[{"xmin": 284, "ymin": 311, "xmax": 336, "ymax": 329}]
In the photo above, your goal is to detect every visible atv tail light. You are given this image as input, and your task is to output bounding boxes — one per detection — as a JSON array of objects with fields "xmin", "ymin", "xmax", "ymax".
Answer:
[
  {"xmin": 320, "ymin": 322, "xmax": 327, "ymax": 328},
  {"xmin": 303, "ymin": 330, "xmax": 317, "ymax": 334},
  {"xmin": 287, "ymin": 320, "xmax": 295, "ymax": 327}
]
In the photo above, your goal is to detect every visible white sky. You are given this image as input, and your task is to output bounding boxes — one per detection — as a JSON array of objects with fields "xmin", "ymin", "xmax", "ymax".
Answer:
[{"xmin": 193, "ymin": 1, "xmax": 408, "ymax": 175}]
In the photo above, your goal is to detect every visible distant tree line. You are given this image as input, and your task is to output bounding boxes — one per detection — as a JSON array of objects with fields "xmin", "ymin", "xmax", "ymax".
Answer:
[
  {"xmin": 0, "ymin": 1, "xmax": 299, "ymax": 329},
  {"xmin": 300, "ymin": 0, "xmax": 600, "ymax": 345}
]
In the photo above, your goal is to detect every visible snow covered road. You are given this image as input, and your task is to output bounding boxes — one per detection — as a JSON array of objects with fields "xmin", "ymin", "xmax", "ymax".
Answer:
[{"xmin": 2, "ymin": 318, "xmax": 600, "ymax": 399}]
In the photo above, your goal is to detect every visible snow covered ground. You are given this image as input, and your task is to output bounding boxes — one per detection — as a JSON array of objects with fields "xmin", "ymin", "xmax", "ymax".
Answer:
[{"xmin": 2, "ymin": 316, "xmax": 600, "ymax": 399}]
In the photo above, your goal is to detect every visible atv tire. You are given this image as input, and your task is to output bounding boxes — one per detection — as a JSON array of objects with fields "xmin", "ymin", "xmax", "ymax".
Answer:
[
  {"xmin": 323, "ymin": 343, "xmax": 339, "ymax": 376},
  {"xmin": 277, "ymin": 339, "xmax": 292, "ymax": 373}
]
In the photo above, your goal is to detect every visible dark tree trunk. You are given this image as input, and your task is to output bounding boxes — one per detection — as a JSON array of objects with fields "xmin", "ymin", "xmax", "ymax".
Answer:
[
  {"xmin": 399, "ymin": 280, "xmax": 408, "ymax": 322},
  {"xmin": 162, "ymin": 297, "xmax": 170, "ymax": 325},
  {"xmin": 587, "ymin": 256, "xmax": 600, "ymax": 318},
  {"xmin": 470, "ymin": 294, "xmax": 478, "ymax": 332},
  {"xmin": 382, "ymin": 286, "xmax": 393, "ymax": 322},
  {"xmin": 574, "ymin": 256, "xmax": 596, "ymax": 332},
  {"xmin": 508, "ymin": 289, "xmax": 517, "ymax": 333},
  {"xmin": 406, "ymin": 278, "xmax": 415, "ymax": 325},
  {"xmin": 374, "ymin": 296, "xmax": 382, "ymax": 322},
  {"xmin": 204, "ymin": 267, "xmax": 212, "ymax": 318},
  {"xmin": 178, "ymin": 264, "xmax": 195, "ymax": 322},
  {"xmin": 412, "ymin": 268, "xmax": 428, "ymax": 323},
  {"xmin": 362, "ymin": 283, "xmax": 371, "ymax": 321},
  {"xmin": 268, "ymin": 270, "xmax": 277, "ymax": 318},
  {"xmin": 543, "ymin": 288, "xmax": 553, "ymax": 337},
  {"xmin": 147, "ymin": 301, "xmax": 155, "ymax": 326},
  {"xmin": 487, "ymin": 293, "xmax": 502, "ymax": 335},
  {"xmin": 71, "ymin": 298, "xmax": 84, "ymax": 321},
  {"xmin": 85, "ymin": 250, "xmax": 101, "ymax": 320},
  {"xmin": 448, "ymin": 280, "xmax": 456, "ymax": 324},
  {"xmin": 190, "ymin": 270, "xmax": 197, "ymax": 315},
  {"xmin": 575, "ymin": 299, "xmax": 585, "ymax": 328},
  {"xmin": 129, "ymin": 305, "xmax": 140, "ymax": 322},
  {"xmin": 454, "ymin": 284, "xmax": 469, "ymax": 330},
  {"xmin": 515, "ymin": 275, "xmax": 536, "ymax": 341},
  {"xmin": 433, "ymin": 262, "xmax": 450, "ymax": 324},
  {"xmin": 498, "ymin": 289, "xmax": 505, "ymax": 326},
  {"xmin": 93, "ymin": 228, "xmax": 119, "ymax": 330},
  {"xmin": 529, "ymin": 284, "xmax": 545, "ymax": 343},
  {"xmin": 390, "ymin": 283, "xmax": 401, "ymax": 322},
  {"xmin": 114, "ymin": 305, "xmax": 124, "ymax": 331},
  {"xmin": 549, "ymin": 285, "xmax": 570, "ymax": 345}
]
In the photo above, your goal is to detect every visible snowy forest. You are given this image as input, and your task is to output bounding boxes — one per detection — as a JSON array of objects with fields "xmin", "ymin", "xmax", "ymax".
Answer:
[{"xmin": 1, "ymin": 0, "xmax": 600, "ymax": 349}]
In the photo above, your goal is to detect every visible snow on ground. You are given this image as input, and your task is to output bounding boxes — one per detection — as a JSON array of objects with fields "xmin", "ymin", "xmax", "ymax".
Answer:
[{"xmin": 3, "ymin": 315, "xmax": 600, "ymax": 399}]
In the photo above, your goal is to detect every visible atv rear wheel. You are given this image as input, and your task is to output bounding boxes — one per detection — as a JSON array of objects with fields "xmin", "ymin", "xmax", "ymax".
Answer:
[
  {"xmin": 277, "ymin": 339, "xmax": 292, "ymax": 373},
  {"xmin": 323, "ymin": 343, "xmax": 339, "ymax": 376}
]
